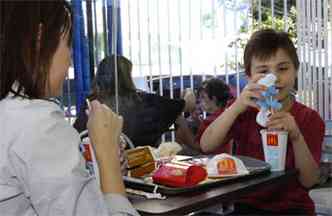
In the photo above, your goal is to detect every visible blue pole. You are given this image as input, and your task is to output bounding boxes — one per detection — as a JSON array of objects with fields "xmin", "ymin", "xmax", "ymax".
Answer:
[
  {"xmin": 107, "ymin": 0, "xmax": 123, "ymax": 56},
  {"xmin": 81, "ymin": 35, "xmax": 91, "ymax": 98},
  {"xmin": 80, "ymin": 9, "xmax": 91, "ymax": 99},
  {"xmin": 72, "ymin": 0, "xmax": 91, "ymax": 113},
  {"xmin": 117, "ymin": 8, "xmax": 123, "ymax": 54},
  {"xmin": 102, "ymin": 0, "xmax": 109, "ymax": 56},
  {"xmin": 72, "ymin": 0, "xmax": 84, "ymax": 113}
]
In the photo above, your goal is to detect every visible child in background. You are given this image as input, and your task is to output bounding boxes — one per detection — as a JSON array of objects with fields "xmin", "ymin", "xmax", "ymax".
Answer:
[
  {"xmin": 201, "ymin": 29, "xmax": 324, "ymax": 215},
  {"xmin": 176, "ymin": 78, "xmax": 232, "ymax": 155},
  {"xmin": 0, "ymin": 1, "xmax": 138, "ymax": 215}
]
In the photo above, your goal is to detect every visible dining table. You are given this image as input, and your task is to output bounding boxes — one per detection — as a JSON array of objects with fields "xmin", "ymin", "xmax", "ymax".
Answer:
[{"xmin": 127, "ymin": 159, "xmax": 297, "ymax": 216}]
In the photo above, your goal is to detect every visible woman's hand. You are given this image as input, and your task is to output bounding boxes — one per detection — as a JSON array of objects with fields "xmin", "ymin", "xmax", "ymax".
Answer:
[
  {"xmin": 266, "ymin": 111, "xmax": 301, "ymax": 141},
  {"xmin": 233, "ymin": 74, "xmax": 266, "ymax": 114},
  {"xmin": 87, "ymin": 100, "xmax": 123, "ymax": 161},
  {"xmin": 87, "ymin": 100, "xmax": 126, "ymax": 194}
]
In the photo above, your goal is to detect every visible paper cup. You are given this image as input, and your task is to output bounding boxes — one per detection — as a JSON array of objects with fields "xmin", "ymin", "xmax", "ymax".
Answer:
[
  {"xmin": 81, "ymin": 137, "xmax": 100, "ymax": 185},
  {"xmin": 260, "ymin": 129, "xmax": 288, "ymax": 171}
]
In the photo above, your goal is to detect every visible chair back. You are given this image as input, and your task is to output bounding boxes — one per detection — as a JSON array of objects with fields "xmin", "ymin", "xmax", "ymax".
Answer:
[
  {"xmin": 325, "ymin": 120, "xmax": 332, "ymax": 135},
  {"xmin": 320, "ymin": 120, "xmax": 332, "ymax": 183},
  {"xmin": 322, "ymin": 120, "xmax": 332, "ymax": 162},
  {"xmin": 310, "ymin": 120, "xmax": 332, "ymax": 215}
]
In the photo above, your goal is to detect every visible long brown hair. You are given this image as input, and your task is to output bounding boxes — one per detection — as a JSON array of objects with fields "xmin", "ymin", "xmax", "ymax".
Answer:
[
  {"xmin": 92, "ymin": 55, "xmax": 137, "ymax": 98},
  {"xmin": 0, "ymin": 0, "xmax": 72, "ymax": 99}
]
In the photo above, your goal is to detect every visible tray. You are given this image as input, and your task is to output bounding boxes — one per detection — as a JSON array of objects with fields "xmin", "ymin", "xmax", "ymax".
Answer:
[{"xmin": 124, "ymin": 155, "xmax": 271, "ymax": 195}]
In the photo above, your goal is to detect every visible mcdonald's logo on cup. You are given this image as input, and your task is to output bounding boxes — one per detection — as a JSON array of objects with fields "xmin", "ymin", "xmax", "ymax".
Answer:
[
  {"xmin": 260, "ymin": 129, "xmax": 288, "ymax": 171},
  {"xmin": 267, "ymin": 134, "xmax": 278, "ymax": 146}
]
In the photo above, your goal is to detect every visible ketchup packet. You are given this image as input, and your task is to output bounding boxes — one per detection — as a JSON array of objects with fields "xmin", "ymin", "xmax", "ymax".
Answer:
[{"xmin": 152, "ymin": 162, "xmax": 207, "ymax": 187}]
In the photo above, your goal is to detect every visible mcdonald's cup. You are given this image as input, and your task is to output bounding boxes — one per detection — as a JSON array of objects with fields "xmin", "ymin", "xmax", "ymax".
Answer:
[{"xmin": 260, "ymin": 129, "xmax": 288, "ymax": 171}]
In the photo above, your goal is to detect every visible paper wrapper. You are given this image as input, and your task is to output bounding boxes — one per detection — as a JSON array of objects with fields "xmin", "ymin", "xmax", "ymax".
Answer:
[
  {"xmin": 207, "ymin": 153, "xmax": 249, "ymax": 178},
  {"xmin": 129, "ymin": 161, "xmax": 156, "ymax": 178},
  {"xmin": 152, "ymin": 161, "xmax": 207, "ymax": 187},
  {"xmin": 156, "ymin": 141, "xmax": 183, "ymax": 158},
  {"xmin": 126, "ymin": 146, "xmax": 155, "ymax": 169}
]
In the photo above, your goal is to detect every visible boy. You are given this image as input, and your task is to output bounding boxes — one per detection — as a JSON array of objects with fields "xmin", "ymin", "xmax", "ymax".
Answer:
[{"xmin": 201, "ymin": 29, "xmax": 324, "ymax": 215}]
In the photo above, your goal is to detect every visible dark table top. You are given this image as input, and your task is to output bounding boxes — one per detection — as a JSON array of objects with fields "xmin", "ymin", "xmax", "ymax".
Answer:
[{"xmin": 129, "ymin": 170, "xmax": 297, "ymax": 216}]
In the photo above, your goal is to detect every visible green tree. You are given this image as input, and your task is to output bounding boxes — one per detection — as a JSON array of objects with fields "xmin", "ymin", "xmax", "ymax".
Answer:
[
  {"xmin": 249, "ymin": 5, "xmax": 297, "ymax": 42},
  {"xmin": 201, "ymin": 1, "xmax": 297, "ymax": 71}
]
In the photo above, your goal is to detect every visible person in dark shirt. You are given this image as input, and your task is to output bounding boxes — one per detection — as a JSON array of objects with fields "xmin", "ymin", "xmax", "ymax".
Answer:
[
  {"xmin": 74, "ymin": 55, "xmax": 195, "ymax": 147},
  {"xmin": 200, "ymin": 29, "xmax": 324, "ymax": 215}
]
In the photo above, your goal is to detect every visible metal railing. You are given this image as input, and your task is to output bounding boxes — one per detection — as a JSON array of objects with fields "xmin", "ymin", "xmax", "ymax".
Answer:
[{"xmin": 65, "ymin": 0, "xmax": 331, "ymax": 125}]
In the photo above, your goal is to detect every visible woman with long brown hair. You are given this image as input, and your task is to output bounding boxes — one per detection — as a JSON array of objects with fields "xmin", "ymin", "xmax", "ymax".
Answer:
[
  {"xmin": 74, "ymin": 55, "xmax": 192, "ymax": 148},
  {"xmin": 0, "ymin": 1, "xmax": 138, "ymax": 215}
]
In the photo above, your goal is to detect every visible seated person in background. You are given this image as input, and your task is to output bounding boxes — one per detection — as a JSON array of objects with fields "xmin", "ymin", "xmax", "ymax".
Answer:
[
  {"xmin": 0, "ymin": 1, "xmax": 138, "ymax": 215},
  {"xmin": 175, "ymin": 78, "xmax": 232, "ymax": 155},
  {"xmin": 200, "ymin": 29, "xmax": 324, "ymax": 215},
  {"xmin": 74, "ymin": 55, "xmax": 195, "ymax": 148}
]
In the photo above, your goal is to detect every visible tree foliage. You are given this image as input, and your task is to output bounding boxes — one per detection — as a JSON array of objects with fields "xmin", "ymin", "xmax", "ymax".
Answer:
[{"xmin": 201, "ymin": 1, "xmax": 297, "ymax": 71}]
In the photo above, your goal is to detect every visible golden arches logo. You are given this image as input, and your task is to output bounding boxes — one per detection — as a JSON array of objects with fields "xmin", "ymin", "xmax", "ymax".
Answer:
[
  {"xmin": 217, "ymin": 158, "xmax": 237, "ymax": 175},
  {"xmin": 267, "ymin": 134, "xmax": 279, "ymax": 146}
]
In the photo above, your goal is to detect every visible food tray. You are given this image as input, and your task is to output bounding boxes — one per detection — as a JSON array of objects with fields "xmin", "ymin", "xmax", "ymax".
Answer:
[{"xmin": 124, "ymin": 155, "xmax": 271, "ymax": 195}]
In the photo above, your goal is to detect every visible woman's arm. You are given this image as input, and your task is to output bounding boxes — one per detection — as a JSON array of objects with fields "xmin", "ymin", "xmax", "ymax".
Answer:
[
  {"xmin": 87, "ymin": 100, "xmax": 126, "ymax": 194},
  {"xmin": 11, "ymin": 101, "xmax": 139, "ymax": 215}
]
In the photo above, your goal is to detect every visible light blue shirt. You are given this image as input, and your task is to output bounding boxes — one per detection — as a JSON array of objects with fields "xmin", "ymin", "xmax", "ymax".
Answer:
[{"xmin": 0, "ymin": 95, "xmax": 139, "ymax": 216}]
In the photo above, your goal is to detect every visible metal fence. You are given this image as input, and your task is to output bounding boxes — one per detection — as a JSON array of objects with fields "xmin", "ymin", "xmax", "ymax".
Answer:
[
  {"xmin": 296, "ymin": 0, "xmax": 332, "ymax": 120},
  {"xmin": 119, "ymin": 0, "xmax": 331, "ymax": 120},
  {"xmin": 65, "ymin": 0, "xmax": 331, "ymax": 123},
  {"xmin": 120, "ymin": 0, "xmax": 250, "ymax": 98}
]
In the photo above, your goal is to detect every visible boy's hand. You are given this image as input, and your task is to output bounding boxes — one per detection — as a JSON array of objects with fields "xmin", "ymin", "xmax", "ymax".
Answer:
[
  {"xmin": 266, "ymin": 111, "xmax": 301, "ymax": 141},
  {"xmin": 233, "ymin": 74, "xmax": 266, "ymax": 114}
]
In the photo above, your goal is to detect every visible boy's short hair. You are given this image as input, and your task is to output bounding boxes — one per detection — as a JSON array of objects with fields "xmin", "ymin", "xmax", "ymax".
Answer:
[
  {"xmin": 198, "ymin": 78, "xmax": 231, "ymax": 107},
  {"xmin": 243, "ymin": 29, "xmax": 299, "ymax": 77}
]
